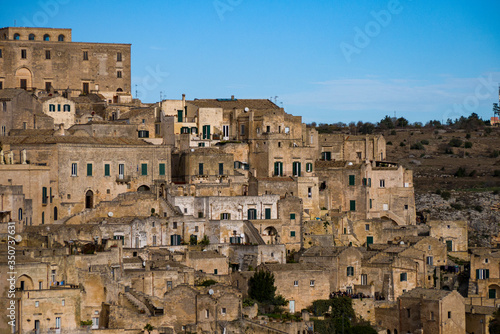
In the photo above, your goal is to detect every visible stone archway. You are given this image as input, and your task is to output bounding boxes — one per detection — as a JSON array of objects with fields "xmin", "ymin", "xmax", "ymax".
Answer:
[
  {"xmin": 15, "ymin": 67, "xmax": 33, "ymax": 89},
  {"xmin": 17, "ymin": 274, "xmax": 34, "ymax": 290},
  {"xmin": 263, "ymin": 226, "xmax": 279, "ymax": 244},
  {"xmin": 85, "ymin": 190, "xmax": 94, "ymax": 209}
]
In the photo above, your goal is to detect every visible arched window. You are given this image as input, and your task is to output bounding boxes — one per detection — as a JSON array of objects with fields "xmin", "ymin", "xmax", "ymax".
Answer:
[
  {"xmin": 14, "ymin": 33, "xmax": 20, "ymax": 40},
  {"xmin": 58, "ymin": 34, "xmax": 64, "ymax": 42},
  {"xmin": 43, "ymin": 34, "xmax": 50, "ymax": 41},
  {"xmin": 29, "ymin": 34, "xmax": 35, "ymax": 40},
  {"xmin": 18, "ymin": 208, "xmax": 23, "ymax": 220},
  {"xmin": 63, "ymin": 104, "xmax": 71, "ymax": 112},
  {"xmin": 116, "ymin": 88, "xmax": 123, "ymax": 92},
  {"xmin": 49, "ymin": 104, "xmax": 55, "ymax": 112}
]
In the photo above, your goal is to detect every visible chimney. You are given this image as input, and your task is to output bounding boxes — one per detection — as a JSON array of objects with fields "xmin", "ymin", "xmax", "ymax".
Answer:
[
  {"xmin": 182, "ymin": 94, "xmax": 186, "ymax": 103},
  {"xmin": 231, "ymin": 95, "xmax": 235, "ymax": 100}
]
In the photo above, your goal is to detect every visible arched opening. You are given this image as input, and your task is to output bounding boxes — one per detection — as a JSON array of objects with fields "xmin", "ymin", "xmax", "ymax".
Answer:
[
  {"xmin": 53, "ymin": 207, "xmax": 58, "ymax": 221},
  {"xmin": 43, "ymin": 34, "xmax": 50, "ymax": 41},
  {"xmin": 17, "ymin": 274, "xmax": 34, "ymax": 290},
  {"xmin": 14, "ymin": 33, "xmax": 20, "ymax": 40},
  {"xmin": 387, "ymin": 330, "xmax": 391, "ymax": 334},
  {"xmin": 159, "ymin": 183, "xmax": 166, "ymax": 198},
  {"xmin": 15, "ymin": 67, "xmax": 33, "ymax": 90},
  {"xmin": 29, "ymin": 34, "xmax": 35, "ymax": 40},
  {"xmin": 58, "ymin": 34, "xmax": 65, "ymax": 41},
  {"xmin": 85, "ymin": 190, "xmax": 94, "ymax": 209},
  {"xmin": 137, "ymin": 185, "xmax": 150, "ymax": 192},
  {"xmin": 488, "ymin": 284, "xmax": 500, "ymax": 299},
  {"xmin": 263, "ymin": 226, "xmax": 279, "ymax": 244},
  {"xmin": 116, "ymin": 88, "xmax": 123, "ymax": 92}
]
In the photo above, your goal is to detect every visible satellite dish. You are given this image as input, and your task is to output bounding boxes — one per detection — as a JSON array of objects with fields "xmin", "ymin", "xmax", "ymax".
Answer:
[
  {"xmin": 15, "ymin": 235, "xmax": 22, "ymax": 243},
  {"xmin": 208, "ymin": 289, "xmax": 214, "ymax": 295},
  {"xmin": 108, "ymin": 212, "xmax": 113, "ymax": 217},
  {"xmin": 240, "ymin": 233, "xmax": 244, "ymax": 238},
  {"xmin": 244, "ymin": 107, "xmax": 249, "ymax": 112}
]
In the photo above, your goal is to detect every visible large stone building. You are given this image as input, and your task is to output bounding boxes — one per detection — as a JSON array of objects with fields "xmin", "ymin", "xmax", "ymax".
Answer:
[{"xmin": 0, "ymin": 27, "xmax": 131, "ymax": 102}]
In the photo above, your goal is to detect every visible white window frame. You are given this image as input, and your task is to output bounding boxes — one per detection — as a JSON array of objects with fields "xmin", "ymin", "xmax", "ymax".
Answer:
[
  {"xmin": 380, "ymin": 179, "xmax": 385, "ymax": 188},
  {"xmin": 293, "ymin": 280, "xmax": 298, "ymax": 287}
]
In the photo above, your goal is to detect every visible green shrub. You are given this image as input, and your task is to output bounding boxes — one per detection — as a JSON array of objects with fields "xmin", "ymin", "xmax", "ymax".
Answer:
[
  {"xmin": 199, "ymin": 279, "xmax": 217, "ymax": 287},
  {"xmin": 469, "ymin": 170, "xmax": 477, "ymax": 177},
  {"xmin": 435, "ymin": 189, "xmax": 442, "ymax": 195},
  {"xmin": 464, "ymin": 141, "xmax": 473, "ymax": 148},
  {"xmin": 490, "ymin": 150, "xmax": 500, "ymax": 158},
  {"xmin": 450, "ymin": 203, "xmax": 463, "ymax": 210},
  {"xmin": 421, "ymin": 139, "xmax": 430, "ymax": 145},
  {"xmin": 449, "ymin": 138, "xmax": 463, "ymax": 147},
  {"xmin": 465, "ymin": 133, "xmax": 471, "ymax": 139},
  {"xmin": 410, "ymin": 142, "xmax": 424, "ymax": 150},
  {"xmin": 474, "ymin": 205, "xmax": 483, "ymax": 212},
  {"xmin": 386, "ymin": 141, "xmax": 392, "ymax": 145},
  {"xmin": 441, "ymin": 191, "xmax": 451, "ymax": 200},
  {"xmin": 494, "ymin": 170, "xmax": 500, "ymax": 177},
  {"xmin": 400, "ymin": 142, "xmax": 406, "ymax": 147},
  {"xmin": 390, "ymin": 130, "xmax": 397, "ymax": 135},
  {"xmin": 454, "ymin": 167, "xmax": 467, "ymax": 177},
  {"xmin": 445, "ymin": 147, "xmax": 454, "ymax": 154}
]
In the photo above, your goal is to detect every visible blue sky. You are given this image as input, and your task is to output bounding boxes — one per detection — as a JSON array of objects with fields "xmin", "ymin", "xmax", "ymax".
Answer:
[{"xmin": 2, "ymin": 0, "xmax": 500, "ymax": 124}]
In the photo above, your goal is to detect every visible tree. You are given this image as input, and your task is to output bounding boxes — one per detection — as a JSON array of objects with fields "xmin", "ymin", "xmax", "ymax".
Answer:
[
  {"xmin": 396, "ymin": 117, "xmax": 409, "ymax": 128},
  {"xmin": 359, "ymin": 122, "xmax": 375, "ymax": 134},
  {"xmin": 378, "ymin": 115, "xmax": 395, "ymax": 129},
  {"xmin": 248, "ymin": 270, "xmax": 277, "ymax": 303}
]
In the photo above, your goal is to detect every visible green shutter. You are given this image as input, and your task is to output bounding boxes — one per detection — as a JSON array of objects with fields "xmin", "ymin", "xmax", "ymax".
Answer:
[
  {"xmin": 446, "ymin": 240, "xmax": 453, "ymax": 252},
  {"xmin": 265, "ymin": 208, "xmax": 271, "ymax": 219},
  {"xmin": 199, "ymin": 163, "xmax": 204, "ymax": 175},
  {"xmin": 349, "ymin": 175, "xmax": 355, "ymax": 186},
  {"xmin": 141, "ymin": 163, "xmax": 147, "ymax": 176},
  {"xmin": 177, "ymin": 110, "xmax": 183, "ymax": 122},
  {"xmin": 42, "ymin": 187, "xmax": 47, "ymax": 204},
  {"xmin": 219, "ymin": 163, "xmax": 224, "ymax": 175},
  {"xmin": 369, "ymin": 199, "xmax": 372, "ymax": 209},
  {"xmin": 104, "ymin": 164, "xmax": 110, "ymax": 176},
  {"xmin": 350, "ymin": 200, "xmax": 356, "ymax": 211},
  {"xmin": 290, "ymin": 213, "xmax": 296, "ymax": 220},
  {"xmin": 487, "ymin": 269, "xmax": 490, "ymax": 279},
  {"xmin": 159, "ymin": 163, "xmax": 165, "ymax": 176},
  {"xmin": 87, "ymin": 163, "xmax": 92, "ymax": 176},
  {"xmin": 489, "ymin": 288, "xmax": 496, "ymax": 299},
  {"xmin": 476, "ymin": 269, "xmax": 480, "ymax": 279},
  {"xmin": 367, "ymin": 236, "xmax": 373, "ymax": 245},
  {"xmin": 290, "ymin": 231, "xmax": 296, "ymax": 237}
]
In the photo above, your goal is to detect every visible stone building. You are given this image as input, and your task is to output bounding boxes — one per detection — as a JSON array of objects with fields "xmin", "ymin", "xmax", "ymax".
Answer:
[
  {"xmin": 317, "ymin": 133, "xmax": 386, "ymax": 162},
  {"xmin": 258, "ymin": 263, "xmax": 330, "ymax": 313},
  {"xmin": 469, "ymin": 248, "xmax": 500, "ymax": 299},
  {"xmin": 0, "ymin": 27, "xmax": 132, "ymax": 102},
  {"xmin": 0, "ymin": 89, "xmax": 53, "ymax": 135},
  {"xmin": 40, "ymin": 94, "xmax": 76, "ymax": 129}
]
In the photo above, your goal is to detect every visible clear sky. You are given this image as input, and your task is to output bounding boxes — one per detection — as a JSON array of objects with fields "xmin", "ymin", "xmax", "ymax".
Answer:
[{"xmin": 2, "ymin": 0, "xmax": 499, "ymax": 124}]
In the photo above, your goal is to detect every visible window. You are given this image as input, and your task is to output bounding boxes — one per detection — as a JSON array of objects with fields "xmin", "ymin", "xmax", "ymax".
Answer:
[
  {"xmin": 117, "ymin": 71, "xmax": 122, "ymax": 78},
  {"xmin": 321, "ymin": 151, "xmax": 331, "ymax": 161},
  {"xmin": 138, "ymin": 130, "xmax": 149, "ymax": 138},
  {"xmin": 29, "ymin": 33, "xmax": 35, "ymax": 40},
  {"xmin": 310, "ymin": 280, "xmax": 315, "ymax": 286},
  {"xmin": 92, "ymin": 317, "xmax": 99, "ymax": 329},
  {"xmin": 14, "ymin": 33, "xmax": 20, "ymax": 40},
  {"xmin": 274, "ymin": 162, "xmax": 283, "ymax": 176},
  {"xmin": 240, "ymin": 124, "xmax": 245, "ymax": 135},
  {"xmin": 104, "ymin": 164, "xmax": 110, "ymax": 176},
  {"xmin": 118, "ymin": 164, "xmax": 124, "ymax": 178},
  {"xmin": 221, "ymin": 213, "xmax": 230, "ymax": 220},
  {"xmin": 361, "ymin": 274, "xmax": 367, "ymax": 285},
  {"xmin": 476, "ymin": 269, "xmax": 490, "ymax": 280},
  {"xmin": 365, "ymin": 224, "xmax": 370, "ymax": 231},
  {"xmin": 42, "ymin": 187, "xmax": 48, "ymax": 204},
  {"xmin": 58, "ymin": 34, "xmax": 64, "ymax": 42},
  {"xmin": 426, "ymin": 256, "xmax": 433, "ymax": 266},
  {"xmin": 62, "ymin": 299, "xmax": 65, "ymax": 306},
  {"xmin": 44, "ymin": 50, "xmax": 51, "ymax": 59},
  {"xmin": 82, "ymin": 82, "xmax": 89, "ymax": 94},
  {"xmin": 35, "ymin": 301, "xmax": 39, "ymax": 307},
  {"xmin": 349, "ymin": 175, "xmax": 355, "ymax": 186},
  {"xmin": 87, "ymin": 163, "xmax": 93, "ymax": 176},
  {"xmin": 202, "ymin": 125, "xmax": 211, "ymax": 139},
  {"xmin": 266, "ymin": 125, "xmax": 270, "ymax": 133},
  {"xmin": 167, "ymin": 281, "xmax": 172, "ymax": 289},
  {"xmin": 221, "ymin": 307, "xmax": 226, "ymax": 315},
  {"xmin": 159, "ymin": 163, "xmax": 165, "ymax": 176},
  {"xmin": 248, "ymin": 209, "xmax": 257, "ymax": 219},
  {"xmin": 486, "ymin": 258, "xmax": 489, "ymax": 264},
  {"xmin": 153, "ymin": 235, "xmax": 157, "ymax": 246},
  {"xmin": 141, "ymin": 163, "xmax": 148, "ymax": 176},
  {"xmin": 265, "ymin": 208, "xmax": 271, "ymax": 219},
  {"xmin": 21, "ymin": 49, "xmax": 27, "ymax": 59},
  {"xmin": 347, "ymin": 266, "xmax": 354, "ymax": 276},
  {"xmin": 219, "ymin": 163, "xmax": 224, "ymax": 175},
  {"xmin": 306, "ymin": 163, "xmax": 313, "ymax": 172},
  {"xmin": 117, "ymin": 52, "xmax": 122, "ymax": 61},
  {"xmin": 292, "ymin": 161, "xmax": 301, "ymax": 177},
  {"xmin": 49, "ymin": 104, "xmax": 55, "ymax": 112},
  {"xmin": 0, "ymin": 49, "xmax": 2, "ymax": 58},
  {"xmin": 407, "ymin": 309, "xmax": 410, "ymax": 318},
  {"xmin": 400, "ymin": 273, "xmax": 407, "ymax": 281},
  {"xmin": 0, "ymin": 81, "xmax": 2, "ymax": 90},
  {"xmin": 380, "ymin": 179, "xmax": 385, "ymax": 188},
  {"xmin": 356, "ymin": 152, "xmax": 362, "ymax": 159},
  {"xmin": 308, "ymin": 187, "xmax": 312, "ymax": 198},
  {"xmin": 43, "ymin": 34, "xmax": 50, "ymax": 41},
  {"xmin": 173, "ymin": 222, "xmax": 177, "ymax": 229},
  {"xmin": 198, "ymin": 163, "xmax": 204, "ymax": 175},
  {"xmin": 55, "ymin": 317, "xmax": 61, "ymax": 329},
  {"xmin": 205, "ymin": 309, "xmax": 210, "ymax": 318},
  {"xmin": 18, "ymin": 208, "xmax": 23, "ymax": 220},
  {"xmin": 448, "ymin": 311, "xmax": 451, "ymax": 319},
  {"xmin": 294, "ymin": 281, "xmax": 298, "ymax": 286},
  {"xmin": 446, "ymin": 240, "xmax": 453, "ymax": 252},
  {"xmin": 39, "ymin": 281, "xmax": 43, "ymax": 289},
  {"xmin": 350, "ymin": 200, "xmax": 356, "ymax": 211},
  {"xmin": 290, "ymin": 231, "xmax": 296, "ymax": 237},
  {"xmin": 214, "ymin": 269, "xmax": 218, "ymax": 274},
  {"xmin": 83, "ymin": 51, "xmax": 88, "ymax": 60},
  {"xmin": 290, "ymin": 213, "xmax": 296, "ymax": 220}
]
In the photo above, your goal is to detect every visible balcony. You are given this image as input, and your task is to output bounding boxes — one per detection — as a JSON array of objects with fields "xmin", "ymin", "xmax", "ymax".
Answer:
[{"xmin": 116, "ymin": 175, "xmax": 131, "ymax": 183}]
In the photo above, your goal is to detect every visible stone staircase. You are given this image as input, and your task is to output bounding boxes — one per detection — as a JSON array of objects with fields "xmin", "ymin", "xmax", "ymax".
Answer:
[
  {"xmin": 123, "ymin": 290, "xmax": 151, "ymax": 315},
  {"xmin": 243, "ymin": 220, "xmax": 265, "ymax": 245},
  {"xmin": 468, "ymin": 280, "xmax": 478, "ymax": 297},
  {"xmin": 128, "ymin": 287, "xmax": 164, "ymax": 316}
]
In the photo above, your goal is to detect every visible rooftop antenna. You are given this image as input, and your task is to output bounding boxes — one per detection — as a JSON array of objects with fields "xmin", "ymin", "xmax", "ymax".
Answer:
[
  {"xmin": 274, "ymin": 96, "xmax": 278, "ymax": 104},
  {"xmin": 160, "ymin": 91, "xmax": 163, "ymax": 101},
  {"xmin": 135, "ymin": 84, "xmax": 138, "ymax": 99}
]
